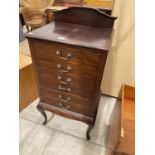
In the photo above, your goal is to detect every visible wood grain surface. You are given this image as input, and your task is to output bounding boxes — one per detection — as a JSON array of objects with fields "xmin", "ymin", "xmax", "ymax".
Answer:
[
  {"xmin": 25, "ymin": 22, "xmax": 113, "ymax": 51},
  {"xmin": 19, "ymin": 64, "xmax": 38, "ymax": 111}
]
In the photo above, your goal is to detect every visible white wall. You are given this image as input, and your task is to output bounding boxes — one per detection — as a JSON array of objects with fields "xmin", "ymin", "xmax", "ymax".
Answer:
[{"xmin": 101, "ymin": 0, "xmax": 135, "ymax": 97}]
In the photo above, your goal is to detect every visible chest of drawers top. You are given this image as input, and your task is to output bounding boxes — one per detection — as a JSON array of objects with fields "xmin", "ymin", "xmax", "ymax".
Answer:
[{"xmin": 25, "ymin": 6, "xmax": 116, "ymax": 51}]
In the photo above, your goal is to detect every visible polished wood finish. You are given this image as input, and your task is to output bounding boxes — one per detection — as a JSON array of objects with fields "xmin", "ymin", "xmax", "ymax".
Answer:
[
  {"xmin": 39, "ymin": 73, "xmax": 96, "ymax": 98},
  {"xmin": 25, "ymin": 22, "xmax": 114, "ymax": 51},
  {"xmin": 35, "ymin": 57, "xmax": 99, "ymax": 80},
  {"xmin": 31, "ymin": 39, "xmax": 101, "ymax": 67},
  {"xmin": 38, "ymin": 66, "xmax": 96, "ymax": 91},
  {"xmin": 41, "ymin": 102, "xmax": 94, "ymax": 124},
  {"xmin": 40, "ymin": 88, "xmax": 96, "ymax": 116},
  {"xmin": 53, "ymin": 6, "xmax": 116, "ymax": 27},
  {"xmin": 26, "ymin": 7, "xmax": 116, "ymax": 140}
]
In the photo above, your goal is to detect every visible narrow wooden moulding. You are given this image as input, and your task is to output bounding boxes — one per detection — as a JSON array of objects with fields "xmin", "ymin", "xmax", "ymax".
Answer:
[{"xmin": 40, "ymin": 102, "xmax": 95, "ymax": 125}]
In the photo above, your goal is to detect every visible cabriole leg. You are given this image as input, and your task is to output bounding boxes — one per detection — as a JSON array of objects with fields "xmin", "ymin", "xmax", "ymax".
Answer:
[
  {"xmin": 86, "ymin": 125, "xmax": 94, "ymax": 140},
  {"xmin": 37, "ymin": 103, "xmax": 47, "ymax": 125}
]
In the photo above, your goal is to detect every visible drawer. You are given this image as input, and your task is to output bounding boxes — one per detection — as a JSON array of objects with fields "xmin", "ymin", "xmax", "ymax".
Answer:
[
  {"xmin": 38, "ymin": 66, "xmax": 95, "ymax": 97},
  {"xmin": 40, "ymin": 88, "xmax": 96, "ymax": 117},
  {"xmin": 32, "ymin": 40, "xmax": 101, "ymax": 67},
  {"xmin": 36, "ymin": 59, "xmax": 98, "ymax": 80},
  {"xmin": 40, "ymin": 80, "xmax": 93, "ymax": 99}
]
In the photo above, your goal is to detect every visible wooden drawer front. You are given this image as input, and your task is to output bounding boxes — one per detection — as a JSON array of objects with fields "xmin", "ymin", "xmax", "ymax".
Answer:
[
  {"xmin": 40, "ymin": 88, "xmax": 96, "ymax": 117},
  {"xmin": 39, "ymin": 77, "xmax": 94, "ymax": 99},
  {"xmin": 32, "ymin": 40, "xmax": 101, "ymax": 67},
  {"xmin": 36, "ymin": 59, "xmax": 98, "ymax": 80},
  {"xmin": 38, "ymin": 66, "xmax": 95, "ymax": 97}
]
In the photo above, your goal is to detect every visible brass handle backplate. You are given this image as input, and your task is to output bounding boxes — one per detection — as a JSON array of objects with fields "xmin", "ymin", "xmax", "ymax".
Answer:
[
  {"xmin": 59, "ymin": 102, "xmax": 70, "ymax": 109},
  {"xmin": 58, "ymin": 94, "xmax": 71, "ymax": 103},
  {"xmin": 58, "ymin": 85, "xmax": 71, "ymax": 92},
  {"xmin": 57, "ymin": 75, "xmax": 71, "ymax": 85},
  {"xmin": 57, "ymin": 64, "xmax": 72, "ymax": 73},
  {"xmin": 56, "ymin": 50, "xmax": 72, "ymax": 60}
]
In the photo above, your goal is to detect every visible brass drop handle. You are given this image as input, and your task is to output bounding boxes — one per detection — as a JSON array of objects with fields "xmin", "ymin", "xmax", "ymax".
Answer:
[
  {"xmin": 58, "ymin": 85, "xmax": 71, "ymax": 92},
  {"xmin": 59, "ymin": 102, "xmax": 63, "ymax": 107},
  {"xmin": 56, "ymin": 50, "xmax": 72, "ymax": 60},
  {"xmin": 58, "ymin": 94, "xmax": 71, "ymax": 103},
  {"xmin": 57, "ymin": 76, "xmax": 71, "ymax": 85},
  {"xmin": 65, "ymin": 104, "xmax": 71, "ymax": 109},
  {"xmin": 57, "ymin": 64, "xmax": 72, "ymax": 73},
  {"xmin": 59, "ymin": 102, "xmax": 70, "ymax": 109}
]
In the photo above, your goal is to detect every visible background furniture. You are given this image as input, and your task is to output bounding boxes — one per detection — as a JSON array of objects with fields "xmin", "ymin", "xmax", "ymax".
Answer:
[
  {"xmin": 46, "ymin": 0, "xmax": 114, "ymax": 22},
  {"xmin": 47, "ymin": 0, "xmax": 84, "ymax": 22},
  {"xmin": 19, "ymin": 53, "xmax": 38, "ymax": 111},
  {"xmin": 84, "ymin": 0, "xmax": 115, "ymax": 15},
  {"xmin": 22, "ymin": 8, "xmax": 48, "ymax": 31},
  {"xmin": 20, "ymin": 0, "xmax": 54, "ymax": 31},
  {"xmin": 19, "ymin": 19, "xmax": 25, "ymax": 42},
  {"xmin": 54, "ymin": 0, "xmax": 84, "ymax": 6},
  {"xmin": 121, "ymin": 84, "xmax": 135, "ymax": 137},
  {"xmin": 26, "ymin": 7, "xmax": 116, "ymax": 140},
  {"xmin": 113, "ymin": 84, "xmax": 135, "ymax": 155}
]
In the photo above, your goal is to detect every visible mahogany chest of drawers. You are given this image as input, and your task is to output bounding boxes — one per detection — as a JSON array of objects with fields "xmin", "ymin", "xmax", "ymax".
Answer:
[{"xmin": 25, "ymin": 7, "xmax": 116, "ymax": 140}]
